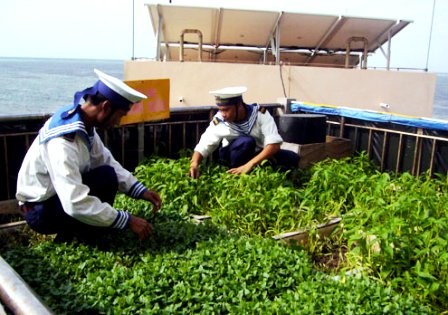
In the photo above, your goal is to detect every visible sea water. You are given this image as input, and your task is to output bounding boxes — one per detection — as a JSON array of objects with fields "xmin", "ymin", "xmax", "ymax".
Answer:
[
  {"xmin": 433, "ymin": 73, "xmax": 448, "ymax": 120},
  {"xmin": 1, "ymin": 57, "xmax": 447, "ymax": 119},
  {"xmin": 0, "ymin": 57, "xmax": 123, "ymax": 115}
]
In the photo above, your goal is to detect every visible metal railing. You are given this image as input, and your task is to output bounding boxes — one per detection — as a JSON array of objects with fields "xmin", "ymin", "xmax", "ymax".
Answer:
[
  {"xmin": 0, "ymin": 108, "xmax": 214, "ymax": 201},
  {"xmin": 327, "ymin": 116, "xmax": 448, "ymax": 176},
  {"xmin": 2, "ymin": 105, "xmax": 447, "ymax": 314},
  {"xmin": 1, "ymin": 106, "xmax": 447, "ymax": 201}
]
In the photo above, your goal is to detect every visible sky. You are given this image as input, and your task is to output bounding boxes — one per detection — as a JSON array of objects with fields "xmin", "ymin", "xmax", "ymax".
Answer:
[{"xmin": 0, "ymin": 0, "xmax": 447, "ymax": 73}]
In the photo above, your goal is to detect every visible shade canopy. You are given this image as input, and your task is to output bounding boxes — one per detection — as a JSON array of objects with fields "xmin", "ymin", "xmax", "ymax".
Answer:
[{"xmin": 146, "ymin": 4, "xmax": 411, "ymax": 68}]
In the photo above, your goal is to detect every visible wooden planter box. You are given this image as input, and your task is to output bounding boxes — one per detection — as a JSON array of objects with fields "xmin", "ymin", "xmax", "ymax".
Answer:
[
  {"xmin": 272, "ymin": 217, "xmax": 341, "ymax": 246},
  {"xmin": 281, "ymin": 136, "xmax": 352, "ymax": 168},
  {"xmin": 190, "ymin": 213, "xmax": 341, "ymax": 247},
  {"xmin": 190, "ymin": 214, "xmax": 211, "ymax": 224},
  {"xmin": 0, "ymin": 200, "xmax": 20, "ymax": 216},
  {"xmin": 0, "ymin": 200, "xmax": 25, "ymax": 232}
]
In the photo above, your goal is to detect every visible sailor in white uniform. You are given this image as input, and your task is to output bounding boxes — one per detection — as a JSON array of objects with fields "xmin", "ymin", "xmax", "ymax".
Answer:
[
  {"xmin": 189, "ymin": 86, "xmax": 299, "ymax": 178},
  {"xmin": 16, "ymin": 69, "xmax": 162, "ymax": 244}
]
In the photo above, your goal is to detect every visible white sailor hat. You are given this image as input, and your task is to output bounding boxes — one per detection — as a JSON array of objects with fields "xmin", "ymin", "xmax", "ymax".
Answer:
[
  {"xmin": 72, "ymin": 69, "xmax": 147, "ymax": 111},
  {"xmin": 94, "ymin": 68, "xmax": 147, "ymax": 108},
  {"xmin": 209, "ymin": 86, "xmax": 247, "ymax": 105}
]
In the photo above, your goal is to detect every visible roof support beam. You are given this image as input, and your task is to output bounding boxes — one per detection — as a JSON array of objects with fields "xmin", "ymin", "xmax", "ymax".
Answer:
[
  {"xmin": 305, "ymin": 16, "xmax": 343, "ymax": 65},
  {"xmin": 376, "ymin": 29, "xmax": 392, "ymax": 70},
  {"xmin": 265, "ymin": 12, "xmax": 283, "ymax": 64},
  {"xmin": 370, "ymin": 20, "xmax": 401, "ymax": 70},
  {"xmin": 213, "ymin": 8, "xmax": 224, "ymax": 61},
  {"xmin": 155, "ymin": 4, "xmax": 167, "ymax": 61},
  {"xmin": 368, "ymin": 20, "xmax": 399, "ymax": 52},
  {"xmin": 274, "ymin": 24, "xmax": 281, "ymax": 65}
]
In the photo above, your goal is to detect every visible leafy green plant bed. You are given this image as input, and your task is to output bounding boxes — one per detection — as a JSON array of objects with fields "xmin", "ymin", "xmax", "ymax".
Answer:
[{"xmin": 2, "ymin": 153, "xmax": 447, "ymax": 313}]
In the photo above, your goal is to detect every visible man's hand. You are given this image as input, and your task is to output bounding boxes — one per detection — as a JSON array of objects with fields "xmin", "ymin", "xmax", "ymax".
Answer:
[
  {"xmin": 227, "ymin": 143, "xmax": 280, "ymax": 175},
  {"xmin": 128, "ymin": 215, "xmax": 153, "ymax": 240},
  {"xmin": 226, "ymin": 162, "xmax": 254, "ymax": 175},
  {"xmin": 142, "ymin": 190, "xmax": 162, "ymax": 214},
  {"xmin": 189, "ymin": 164, "xmax": 201, "ymax": 179},
  {"xmin": 189, "ymin": 151, "xmax": 203, "ymax": 179}
]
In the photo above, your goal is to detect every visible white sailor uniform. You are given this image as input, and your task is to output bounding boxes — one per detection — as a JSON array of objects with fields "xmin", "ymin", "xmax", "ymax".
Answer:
[
  {"xmin": 194, "ymin": 104, "xmax": 283, "ymax": 159},
  {"xmin": 16, "ymin": 104, "xmax": 147, "ymax": 231}
]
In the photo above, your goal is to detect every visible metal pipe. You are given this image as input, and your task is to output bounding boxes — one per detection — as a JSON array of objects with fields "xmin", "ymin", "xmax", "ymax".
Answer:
[
  {"xmin": 396, "ymin": 133, "xmax": 404, "ymax": 173},
  {"xmin": 412, "ymin": 128, "xmax": 423, "ymax": 175},
  {"xmin": 367, "ymin": 129, "xmax": 373, "ymax": 158},
  {"xmin": 196, "ymin": 123, "xmax": 200, "ymax": 144},
  {"xmin": 425, "ymin": 0, "xmax": 437, "ymax": 71},
  {"xmin": 353, "ymin": 126, "xmax": 359, "ymax": 151},
  {"xmin": 2, "ymin": 137, "xmax": 9, "ymax": 198},
  {"xmin": 153, "ymin": 126, "xmax": 157, "ymax": 154},
  {"xmin": 339, "ymin": 117, "xmax": 345, "ymax": 138},
  {"xmin": 182, "ymin": 122, "xmax": 186, "ymax": 150},
  {"xmin": 155, "ymin": 4, "xmax": 163, "ymax": 61},
  {"xmin": 179, "ymin": 29, "xmax": 203, "ymax": 62},
  {"xmin": 275, "ymin": 24, "xmax": 281, "ymax": 65},
  {"xmin": 415, "ymin": 129, "xmax": 424, "ymax": 175},
  {"xmin": 429, "ymin": 139, "xmax": 437, "ymax": 176},
  {"xmin": 345, "ymin": 36, "xmax": 369, "ymax": 69},
  {"xmin": 132, "ymin": 0, "xmax": 135, "ymax": 60},
  {"xmin": 168, "ymin": 124, "xmax": 172, "ymax": 156},
  {"xmin": 0, "ymin": 256, "xmax": 54, "ymax": 315},
  {"xmin": 137, "ymin": 123, "xmax": 144, "ymax": 163},
  {"xmin": 380, "ymin": 131, "xmax": 387, "ymax": 171}
]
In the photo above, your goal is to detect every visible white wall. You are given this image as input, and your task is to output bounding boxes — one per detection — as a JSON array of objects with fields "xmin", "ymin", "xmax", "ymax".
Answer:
[{"xmin": 124, "ymin": 61, "xmax": 436, "ymax": 118}]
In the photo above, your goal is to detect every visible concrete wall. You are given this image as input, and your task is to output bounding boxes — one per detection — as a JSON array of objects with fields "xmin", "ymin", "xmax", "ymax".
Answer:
[{"xmin": 124, "ymin": 60, "xmax": 437, "ymax": 118}]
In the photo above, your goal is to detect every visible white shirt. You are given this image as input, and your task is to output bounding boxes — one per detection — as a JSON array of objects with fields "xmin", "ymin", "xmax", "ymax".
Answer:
[
  {"xmin": 16, "ymin": 125, "xmax": 143, "ymax": 228},
  {"xmin": 194, "ymin": 107, "xmax": 283, "ymax": 158}
]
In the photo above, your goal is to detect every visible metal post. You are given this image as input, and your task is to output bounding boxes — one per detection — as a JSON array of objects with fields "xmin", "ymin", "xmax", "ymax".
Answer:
[
  {"xmin": 179, "ymin": 29, "xmax": 203, "ymax": 62},
  {"xmin": 345, "ymin": 37, "xmax": 368, "ymax": 69},
  {"xmin": 132, "ymin": 0, "xmax": 135, "ymax": 60},
  {"xmin": 137, "ymin": 123, "xmax": 144, "ymax": 163}
]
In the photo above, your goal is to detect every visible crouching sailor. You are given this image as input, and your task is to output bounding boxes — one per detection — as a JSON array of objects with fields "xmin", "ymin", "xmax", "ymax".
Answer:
[
  {"xmin": 16, "ymin": 69, "xmax": 162, "ymax": 245},
  {"xmin": 189, "ymin": 86, "xmax": 299, "ymax": 178}
]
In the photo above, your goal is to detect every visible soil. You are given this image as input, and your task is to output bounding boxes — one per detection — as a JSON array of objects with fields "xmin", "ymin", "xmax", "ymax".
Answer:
[{"xmin": 313, "ymin": 244, "xmax": 348, "ymax": 271}]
